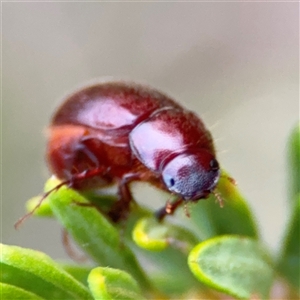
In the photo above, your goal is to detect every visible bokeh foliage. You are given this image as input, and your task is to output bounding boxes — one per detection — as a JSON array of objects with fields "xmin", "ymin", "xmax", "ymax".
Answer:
[{"xmin": 1, "ymin": 124, "xmax": 299, "ymax": 299}]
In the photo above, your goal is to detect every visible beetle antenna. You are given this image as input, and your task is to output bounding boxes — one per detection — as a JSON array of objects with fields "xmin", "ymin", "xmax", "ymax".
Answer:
[
  {"xmin": 221, "ymin": 174, "xmax": 237, "ymax": 186},
  {"xmin": 212, "ymin": 190, "xmax": 224, "ymax": 208},
  {"xmin": 14, "ymin": 180, "xmax": 69, "ymax": 229}
]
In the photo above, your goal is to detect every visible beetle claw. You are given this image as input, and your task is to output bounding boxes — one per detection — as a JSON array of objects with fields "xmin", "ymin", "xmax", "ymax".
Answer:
[{"xmin": 155, "ymin": 198, "xmax": 184, "ymax": 222}]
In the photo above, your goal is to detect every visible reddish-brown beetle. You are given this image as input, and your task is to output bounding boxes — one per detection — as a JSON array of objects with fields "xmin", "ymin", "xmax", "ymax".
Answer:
[{"xmin": 18, "ymin": 81, "xmax": 221, "ymax": 226}]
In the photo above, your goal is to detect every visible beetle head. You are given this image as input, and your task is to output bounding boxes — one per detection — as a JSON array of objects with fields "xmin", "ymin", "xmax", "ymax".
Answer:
[{"xmin": 161, "ymin": 150, "xmax": 220, "ymax": 201}]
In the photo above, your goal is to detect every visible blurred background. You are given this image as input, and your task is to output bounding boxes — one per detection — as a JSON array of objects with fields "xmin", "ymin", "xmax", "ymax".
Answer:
[{"xmin": 2, "ymin": 2, "xmax": 298, "ymax": 259}]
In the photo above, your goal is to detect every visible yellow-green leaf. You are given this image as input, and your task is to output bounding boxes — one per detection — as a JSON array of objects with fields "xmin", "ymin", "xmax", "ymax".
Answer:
[
  {"xmin": 188, "ymin": 236, "xmax": 274, "ymax": 299},
  {"xmin": 88, "ymin": 267, "xmax": 146, "ymax": 300}
]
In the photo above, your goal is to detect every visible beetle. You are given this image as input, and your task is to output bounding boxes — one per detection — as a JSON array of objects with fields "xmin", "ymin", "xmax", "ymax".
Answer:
[
  {"xmin": 46, "ymin": 80, "xmax": 221, "ymax": 221},
  {"xmin": 18, "ymin": 80, "xmax": 221, "ymax": 226}
]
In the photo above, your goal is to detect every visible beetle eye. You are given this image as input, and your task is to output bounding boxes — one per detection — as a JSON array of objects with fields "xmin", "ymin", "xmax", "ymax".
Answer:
[
  {"xmin": 169, "ymin": 178, "xmax": 175, "ymax": 187},
  {"xmin": 209, "ymin": 158, "xmax": 219, "ymax": 170}
]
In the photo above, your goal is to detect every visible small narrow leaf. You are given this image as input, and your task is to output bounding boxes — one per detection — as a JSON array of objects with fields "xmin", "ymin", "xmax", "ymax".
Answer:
[
  {"xmin": 0, "ymin": 283, "xmax": 44, "ymax": 300},
  {"xmin": 45, "ymin": 177, "xmax": 151, "ymax": 290},
  {"xmin": 132, "ymin": 217, "xmax": 198, "ymax": 252},
  {"xmin": 277, "ymin": 196, "xmax": 300, "ymax": 292},
  {"xmin": 190, "ymin": 171, "xmax": 258, "ymax": 239},
  {"xmin": 88, "ymin": 267, "xmax": 146, "ymax": 300},
  {"xmin": 0, "ymin": 244, "xmax": 92, "ymax": 300},
  {"xmin": 188, "ymin": 236, "xmax": 274, "ymax": 299}
]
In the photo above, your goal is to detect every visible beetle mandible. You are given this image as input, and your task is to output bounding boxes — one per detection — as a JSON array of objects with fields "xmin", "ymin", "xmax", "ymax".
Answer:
[{"xmin": 45, "ymin": 81, "xmax": 220, "ymax": 222}]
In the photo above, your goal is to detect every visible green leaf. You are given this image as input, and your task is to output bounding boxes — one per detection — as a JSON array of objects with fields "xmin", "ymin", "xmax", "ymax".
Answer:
[
  {"xmin": 88, "ymin": 267, "xmax": 146, "ymax": 300},
  {"xmin": 131, "ymin": 217, "xmax": 202, "ymax": 295},
  {"xmin": 61, "ymin": 264, "xmax": 92, "ymax": 286},
  {"xmin": 129, "ymin": 241, "xmax": 201, "ymax": 296},
  {"xmin": 277, "ymin": 196, "xmax": 300, "ymax": 292},
  {"xmin": 26, "ymin": 196, "xmax": 53, "ymax": 217},
  {"xmin": 288, "ymin": 124, "xmax": 300, "ymax": 204},
  {"xmin": 132, "ymin": 217, "xmax": 198, "ymax": 252},
  {"xmin": 0, "ymin": 283, "xmax": 45, "ymax": 300},
  {"xmin": 0, "ymin": 244, "xmax": 92, "ymax": 300},
  {"xmin": 190, "ymin": 171, "xmax": 258, "ymax": 239},
  {"xmin": 131, "ymin": 217, "xmax": 203, "ymax": 295},
  {"xmin": 188, "ymin": 235, "xmax": 274, "ymax": 299},
  {"xmin": 45, "ymin": 177, "xmax": 151, "ymax": 290}
]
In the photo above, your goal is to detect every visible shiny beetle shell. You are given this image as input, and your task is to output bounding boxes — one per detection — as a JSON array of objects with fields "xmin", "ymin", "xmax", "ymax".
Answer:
[{"xmin": 46, "ymin": 81, "xmax": 220, "ymax": 221}]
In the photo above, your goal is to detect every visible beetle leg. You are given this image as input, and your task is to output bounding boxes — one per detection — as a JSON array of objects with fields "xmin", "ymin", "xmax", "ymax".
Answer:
[
  {"xmin": 108, "ymin": 174, "xmax": 139, "ymax": 222},
  {"xmin": 14, "ymin": 180, "xmax": 68, "ymax": 229},
  {"xmin": 62, "ymin": 228, "xmax": 87, "ymax": 262},
  {"xmin": 67, "ymin": 136, "xmax": 112, "ymax": 188},
  {"xmin": 155, "ymin": 198, "xmax": 184, "ymax": 221},
  {"xmin": 14, "ymin": 167, "xmax": 110, "ymax": 229},
  {"xmin": 69, "ymin": 166, "xmax": 110, "ymax": 187},
  {"xmin": 76, "ymin": 137, "xmax": 101, "ymax": 168}
]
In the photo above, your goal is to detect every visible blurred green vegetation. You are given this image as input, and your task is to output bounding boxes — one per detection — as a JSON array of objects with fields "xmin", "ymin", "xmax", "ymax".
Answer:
[{"xmin": 1, "ymin": 124, "xmax": 299, "ymax": 299}]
